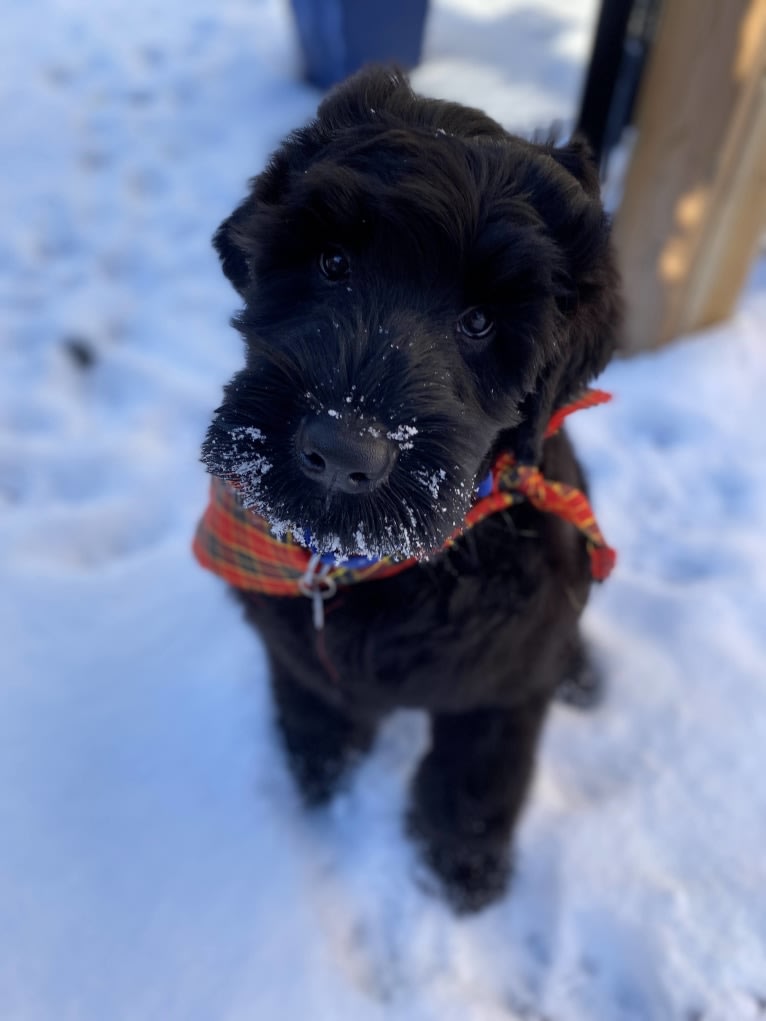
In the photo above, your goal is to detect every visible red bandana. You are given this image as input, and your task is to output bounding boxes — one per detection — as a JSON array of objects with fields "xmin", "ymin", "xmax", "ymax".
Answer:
[{"xmin": 193, "ymin": 389, "xmax": 616, "ymax": 611}]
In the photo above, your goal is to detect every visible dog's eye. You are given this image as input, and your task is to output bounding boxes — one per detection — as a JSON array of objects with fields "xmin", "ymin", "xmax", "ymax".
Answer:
[
  {"xmin": 318, "ymin": 248, "xmax": 350, "ymax": 282},
  {"xmin": 457, "ymin": 307, "xmax": 494, "ymax": 339}
]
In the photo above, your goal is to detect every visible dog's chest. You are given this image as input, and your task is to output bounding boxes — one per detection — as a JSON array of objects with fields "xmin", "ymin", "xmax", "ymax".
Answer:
[
  {"xmin": 249, "ymin": 511, "xmax": 584, "ymax": 714},
  {"xmin": 329, "ymin": 564, "xmax": 543, "ymax": 710}
]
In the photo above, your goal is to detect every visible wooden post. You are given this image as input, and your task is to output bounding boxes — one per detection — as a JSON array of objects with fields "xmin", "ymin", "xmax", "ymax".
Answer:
[{"xmin": 613, "ymin": 0, "xmax": 766, "ymax": 352}]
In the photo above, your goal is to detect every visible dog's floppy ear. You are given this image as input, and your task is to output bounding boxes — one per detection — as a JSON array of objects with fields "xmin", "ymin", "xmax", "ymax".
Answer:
[
  {"xmin": 213, "ymin": 194, "xmax": 258, "ymax": 297},
  {"xmin": 536, "ymin": 137, "xmax": 621, "ymax": 377},
  {"xmin": 547, "ymin": 135, "xmax": 601, "ymax": 199},
  {"xmin": 212, "ymin": 68, "xmax": 413, "ymax": 297},
  {"xmin": 514, "ymin": 136, "xmax": 621, "ymax": 452}
]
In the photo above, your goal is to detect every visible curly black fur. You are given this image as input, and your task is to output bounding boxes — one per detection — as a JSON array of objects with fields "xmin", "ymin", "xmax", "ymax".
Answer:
[{"xmin": 201, "ymin": 67, "xmax": 621, "ymax": 912}]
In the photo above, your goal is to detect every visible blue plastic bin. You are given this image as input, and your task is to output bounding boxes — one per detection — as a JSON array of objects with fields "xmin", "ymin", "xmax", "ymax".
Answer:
[{"xmin": 290, "ymin": 0, "xmax": 429, "ymax": 88}]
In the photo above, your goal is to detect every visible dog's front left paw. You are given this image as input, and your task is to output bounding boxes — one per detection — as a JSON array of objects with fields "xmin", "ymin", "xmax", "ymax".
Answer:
[{"xmin": 407, "ymin": 809, "xmax": 511, "ymax": 914}]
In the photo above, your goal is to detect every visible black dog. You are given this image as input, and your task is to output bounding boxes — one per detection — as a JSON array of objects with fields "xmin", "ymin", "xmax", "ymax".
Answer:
[{"xmin": 197, "ymin": 67, "xmax": 621, "ymax": 912}]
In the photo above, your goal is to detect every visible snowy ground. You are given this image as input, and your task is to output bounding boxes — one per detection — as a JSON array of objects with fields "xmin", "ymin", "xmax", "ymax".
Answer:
[{"xmin": 2, "ymin": 1, "xmax": 766, "ymax": 1018}]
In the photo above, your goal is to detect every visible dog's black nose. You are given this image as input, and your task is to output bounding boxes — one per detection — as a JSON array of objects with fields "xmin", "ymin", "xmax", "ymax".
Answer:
[{"xmin": 297, "ymin": 416, "xmax": 396, "ymax": 494}]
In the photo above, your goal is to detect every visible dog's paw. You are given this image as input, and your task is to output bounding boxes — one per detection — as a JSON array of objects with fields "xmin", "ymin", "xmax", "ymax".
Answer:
[{"xmin": 407, "ymin": 809, "xmax": 510, "ymax": 914}]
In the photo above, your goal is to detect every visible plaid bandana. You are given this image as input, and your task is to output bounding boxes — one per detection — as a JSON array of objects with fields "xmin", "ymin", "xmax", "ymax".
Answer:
[{"xmin": 193, "ymin": 389, "xmax": 616, "ymax": 625}]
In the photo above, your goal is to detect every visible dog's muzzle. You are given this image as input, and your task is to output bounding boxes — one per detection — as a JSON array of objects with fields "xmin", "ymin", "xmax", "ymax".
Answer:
[{"xmin": 296, "ymin": 415, "xmax": 397, "ymax": 495}]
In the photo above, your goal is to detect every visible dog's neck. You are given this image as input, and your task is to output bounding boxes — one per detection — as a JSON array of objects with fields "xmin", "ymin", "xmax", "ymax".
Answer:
[{"xmin": 193, "ymin": 389, "xmax": 616, "ymax": 630}]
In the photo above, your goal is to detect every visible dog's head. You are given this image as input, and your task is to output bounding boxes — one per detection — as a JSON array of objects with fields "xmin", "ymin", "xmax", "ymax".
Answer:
[{"xmin": 203, "ymin": 68, "xmax": 621, "ymax": 560}]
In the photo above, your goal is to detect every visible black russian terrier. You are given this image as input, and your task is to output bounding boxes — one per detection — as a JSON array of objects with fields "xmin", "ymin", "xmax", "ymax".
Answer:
[{"xmin": 196, "ymin": 67, "xmax": 621, "ymax": 912}]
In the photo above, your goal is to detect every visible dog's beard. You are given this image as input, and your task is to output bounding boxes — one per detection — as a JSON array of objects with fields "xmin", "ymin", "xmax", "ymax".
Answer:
[
  {"xmin": 202, "ymin": 413, "xmax": 481, "ymax": 561},
  {"xmin": 201, "ymin": 314, "xmax": 505, "ymax": 560}
]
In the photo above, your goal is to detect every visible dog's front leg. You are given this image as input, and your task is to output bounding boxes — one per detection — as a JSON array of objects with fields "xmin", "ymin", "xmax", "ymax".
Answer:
[
  {"xmin": 270, "ymin": 668, "xmax": 377, "ymax": 807},
  {"xmin": 407, "ymin": 693, "xmax": 549, "ymax": 913}
]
